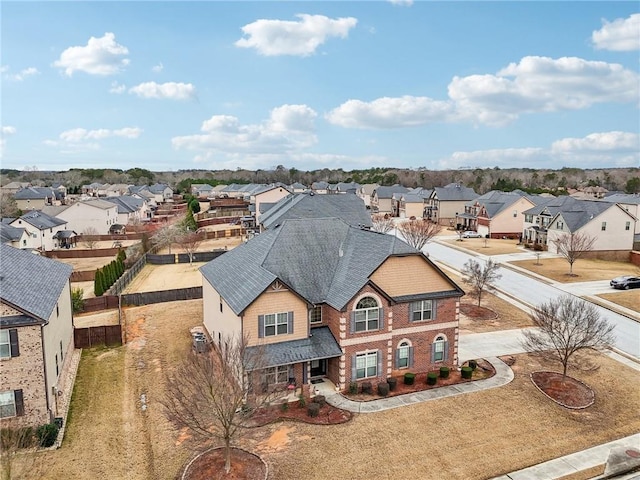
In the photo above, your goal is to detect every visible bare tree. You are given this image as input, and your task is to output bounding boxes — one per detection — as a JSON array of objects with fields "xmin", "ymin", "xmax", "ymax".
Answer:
[
  {"xmin": 371, "ymin": 213, "xmax": 395, "ymax": 233},
  {"xmin": 162, "ymin": 334, "xmax": 281, "ymax": 475},
  {"xmin": 0, "ymin": 192, "xmax": 20, "ymax": 218},
  {"xmin": 151, "ymin": 223, "xmax": 180, "ymax": 254},
  {"xmin": 178, "ymin": 231, "xmax": 203, "ymax": 264},
  {"xmin": 461, "ymin": 258, "xmax": 502, "ymax": 307},
  {"xmin": 397, "ymin": 219, "xmax": 442, "ymax": 250},
  {"xmin": 552, "ymin": 231, "xmax": 596, "ymax": 276},
  {"xmin": 0, "ymin": 423, "xmax": 40, "ymax": 480},
  {"xmin": 82, "ymin": 227, "xmax": 99, "ymax": 249},
  {"xmin": 521, "ymin": 295, "xmax": 615, "ymax": 379}
]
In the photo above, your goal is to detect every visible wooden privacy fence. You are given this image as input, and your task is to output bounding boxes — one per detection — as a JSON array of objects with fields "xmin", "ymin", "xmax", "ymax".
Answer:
[
  {"xmin": 121, "ymin": 287, "xmax": 203, "ymax": 306},
  {"xmin": 47, "ymin": 247, "xmax": 122, "ymax": 259},
  {"xmin": 146, "ymin": 250, "xmax": 226, "ymax": 265},
  {"xmin": 74, "ymin": 325, "xmax": 122, "ymax": 348},
  {"xmin": 81, "ymin": 295, "xmax": 119, "ymax": 313}
]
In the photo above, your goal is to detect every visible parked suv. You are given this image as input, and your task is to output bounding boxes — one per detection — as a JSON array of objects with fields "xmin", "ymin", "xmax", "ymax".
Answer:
[
  {"xmin": 462, "ymin": 230, "xmax": 482, "ymax": 238},
  {"xmin": 610, "ymin": 276, "xmax": 640, "ymax": 290}
]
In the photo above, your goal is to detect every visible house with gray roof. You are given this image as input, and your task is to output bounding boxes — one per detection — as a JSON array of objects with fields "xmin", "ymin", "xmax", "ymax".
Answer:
[
  {"xmin": 200, "ymin": 217, "xmax": 464, "ymax": 394},
  {"xmin": 0, "ymin": 244, "xmax": 75, "ymax": 427},
  {"xmin": 371, "ymin": 185, "xmax": 410, "ymax": 215},
  {"xmin": 43, "ymin": 198, "xmax": 119, "ymax": 235},
  {"xmin": 425, "ymin": 183, "xmax": 477, "ymax": 226},
  {"xmin": 600, "ymin": 194, "xmax": 640, "ymax": 234},
  {"xmin": 9, "ymin": 211, "xmax": 68, "ymax": 251},
  {"xmin": 0, "ymin": 223, "xmax": 28, "ymax": 248},
  {"xmin": 259, "ymin": 192, "xmax": 373, "ymax": 231},
  {"xmin": 103, "ymin": 195, "xmax": 152, "ymax": 224},
  {"xmin": 398, "ymin": 189, "xmax": 432, "ymax": 219},
  {"xmin": 310, "ymin": 181, "xmax": 330, "ymax": 194},
  {"xmin": 14, "ymin": 187, "xmax": 57, "ymax": 211},
  {"xmin": 356, "ymin": 183, "xmax": 380, "ymax": 209}
]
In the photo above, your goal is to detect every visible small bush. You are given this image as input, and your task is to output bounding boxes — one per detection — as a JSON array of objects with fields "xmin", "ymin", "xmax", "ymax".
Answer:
[
  {"xmin": 461, "ymin": 366, "xmax": 473, "ymax": 379},
  {"xmin": 297, "ymin": 395, "xmax": 306, "ymax": 408},
  {"xmin": 280, "ymin": 402, "xmax": 289, "ymax": 412},
  {"xmin": 387, "ymin": 377, "xmax": 397, "ymax": 391},
  {"xmin": 468, "ymin": 359, "xmax": 478, "ymax": 371},
  {"xmin": 36, "ymin": 423, "xmax": 59, "ymax": 448},
  {"xmin": 377, "ymin": 382, "xmax": 389, "ymax": 396},
  {"xmin": 312, "ymin": 395, "xmax": 326, "ymax": 407},
  {"xmin": 307, "ymin": 403, "xmax": 320, "ymax": 418},
  {"xmin": 361, "ymin": 382, "xmax": 373, "ymax": 395},
  {"xmin": 349, "ymin": 382, "xmax": 358, "ymax": 394},
  {"xmin": 533, "ymin": 243, "xmax": 543, "ymax": 251},
  {"xmin": 439, "ymin": 366, "xmax": 450, "ymax": 379},
  {"xmin": 426, "ymin": 372, "xmax": 438, "ymax": 385},
  {"xmin": 404, "ymin": 372, "xmax": 416, "ymax": 385},
  {"xmin": 71, "ymin": 288, "xmax": 85, "ymax": 313}
]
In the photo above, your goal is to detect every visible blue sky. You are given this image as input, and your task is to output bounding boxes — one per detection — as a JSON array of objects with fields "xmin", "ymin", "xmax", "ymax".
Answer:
[{"xmin": 1, "ymin": 1, "xmax": 639, "ymax": 172}]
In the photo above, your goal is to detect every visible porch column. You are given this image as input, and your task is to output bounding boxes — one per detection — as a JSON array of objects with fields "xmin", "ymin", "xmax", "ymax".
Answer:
[{"xmin": 302, "ymin": 361, "xmax": 308, "ymax": 384}]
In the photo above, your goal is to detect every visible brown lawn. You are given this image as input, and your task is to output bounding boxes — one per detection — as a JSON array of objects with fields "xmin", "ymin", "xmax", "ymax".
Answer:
[
  {"xmin": 19, "ymin": 301, "xmax": 639, "ymax": 480},
  {"xmin": 441, "ymin": 237, "xmax": 524, "ymax": 255},
  {"xmin": 74, "ymin": 309, "xmax": 120, "ymax": 328},
  {"xmin": 122, "ymin": 263, "xmax": 205, "ymax": 293},
  {"xmin": 597, "ymin": 291, "xmax": 640, "ymax": 314},
  {"xmin": 57, "ymin": 255, "xmax": 119, "ymax": 271},
  {"xmin": 509, "ymin": 257, "xmax": 638, "ymax": 283}
]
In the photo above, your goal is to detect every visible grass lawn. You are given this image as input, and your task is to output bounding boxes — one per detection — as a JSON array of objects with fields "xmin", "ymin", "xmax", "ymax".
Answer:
[
  {"xmin": 509, "ymin": 258, "xmax": 638, "ymax": 283},
  {"xmin": 441, "ymin": 237, "xmax": 524, "ymax": 255},
  {"xmin": 596, "ymin": 290, "xmax": 640, "ymax": 314}
]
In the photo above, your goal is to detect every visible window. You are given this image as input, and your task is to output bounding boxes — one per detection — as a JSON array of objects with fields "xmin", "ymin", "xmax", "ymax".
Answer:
[
  {"xmin": 259, "ymin": 312, "xmax": 292, "ymax": 337},
  {"xmin": 513, "ymin": 210, "xmax": 518, "ymax": 218},
  {"xmin": 0, "ymin": 330, "xmax": 9, "ymax": 359},
  {"xmin": 557, "ymin": 221, "xmax": 564, "ymax": 230},
  {"xmin": 353, "ymin": 297, "xmax": 380, "ymax": 332},
  {"xmin": 625, "ymin": 221, "xmax": 631, "ymax": 231},
  {"xmin": 309, "ymin": 306, "xmax": 322, "ymax": 324},
  {"xmin": 432, "ymin": 335, "xmax": 447, "ymax": 362},
  {"xmin": 411, "ymin": 300, "xmax": 434, "ymax": 322},
  {"xmin": 355, "ymin": 351, "xmax": 378, "ymax": 379},
  {"xmin": 263, "ymin": 365, "xmax": 289, "ymax": 385},
  {"xmin": 601, "ymin": 221, "xmax": 607, "ymax": 231},
  {"xmin": 397, "ymin": 341, "xmax": 411, "ymax": 369},
  {"xmin": 0, "ymin": 391, "xmax": 18, "ymax": 418}
]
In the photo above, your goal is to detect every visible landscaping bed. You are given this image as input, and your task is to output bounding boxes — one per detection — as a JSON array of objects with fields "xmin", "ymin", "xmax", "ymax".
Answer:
[
  {"xmin": 247, "ymin": 401, "xmax": 352, "ymax": 427},
  {"xmin": 182, "ymin": 447, "xmax": 266, "ymax": 480},
  {"xmin": 530, "ymin": 371, "xmax": 595, "ymax": 409}
]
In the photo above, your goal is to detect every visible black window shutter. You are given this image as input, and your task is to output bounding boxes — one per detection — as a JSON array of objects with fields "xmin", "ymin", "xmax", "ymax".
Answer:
[
  {"xmin": 379, "ymin": 308, "xmax": 384, "ymax": 329},
  {"xmin": 287, "ymin": 311, "xmax": 294, "ymax": 334},
  {"xmin": 258, "ymin": 315, "xmax": 265, "ymax": 338},
  {"xmin": 14, "ymin": 389, "xmax": 24, "ymax": 416},
  {"xmin": 9, "ymin": 329, "xmax": 19, "ymax": 357},
  {"xmin": 349, "ymin": 311, "xmax": 356, "ymax": 334}
]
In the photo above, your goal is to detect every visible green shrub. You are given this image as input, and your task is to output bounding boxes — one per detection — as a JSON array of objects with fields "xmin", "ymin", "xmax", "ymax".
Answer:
[
  {"xmin": 377, "ymin": 382, "xmax": 389, "ymax": 396},
  {"xmin": 439, "ymin": 366, "xmax": 450, "ymax": 379},
  {"xmin": 36, "ymin": 423, "xmax": 59, "ymax": 448},
  {"xmin": 361, "ymin": 382, "xmax": 373, "ymax": 395},
  {"xmin": 469, "ymin": 360, "xmax": 478, "ymax": 371},
  {"xmin": 461, "ymin": 366, "xmax": 473, "ymax": 379},
  {"xmin": 312, "ymin": 395, "xmax": 326, "ymax": 407},
  {"xmin": 349, "ymin": 382, "xmax": 358, "ymax": 394},
  {"xmin": 94, "ymin": 269, "xmax": 104, "ymax": 297},
  {"xmin": 427, "ymin": 372, "xmax": 438, "ymax": 385},
  {"xmin": 297, "ymin": 395, "xmax": 306, "ymax": 408},
  {"xmin": 280, "ymin": 402, "xmax": 289, "ymax": 412},
  {"xmin": 404, "ymin": 372, "xmax": 416, "ymax": 385},
  {"xmin": 71, "ymin": 288, "xmax": 85, "ymax": 313},
  {"xmin": 387, "ymin": 377, "xmax": 397, "ymax": 391},
  {"xmin": 307, "ymin": 403, "xmax": 320, "ymax": 418}
]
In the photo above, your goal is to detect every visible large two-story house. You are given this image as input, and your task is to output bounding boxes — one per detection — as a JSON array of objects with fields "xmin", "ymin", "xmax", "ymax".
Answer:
[
  {"xmin": 424, "ymin": 183, "xmax": 477, "ymax": 227},
  {"xmin": 200, "ymin": 218, "xmax": 464, "ymax": 393},
  {"xmin": 0, "ymin": 244, "xmax": 74, "ymax": 427},
  {"xmin": 43, "ymin": 199, "xmax": 119, "ymax": 235},
  {"xmin": 9, "ymin": 211, "xmax": 68, "ymax": 251}
]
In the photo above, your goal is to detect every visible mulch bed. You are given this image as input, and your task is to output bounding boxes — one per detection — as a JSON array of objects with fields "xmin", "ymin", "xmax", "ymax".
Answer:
[
  {"xmin": 247, "ymin": 402, "xmax": 352, "ymax": 427},
  {"xmin": 460, "ymin": 303, "xmax": 498, "ymax": 320},
  {"xmin": 182, "ymin": 447, "xmax": 266, "ymax": 480},
  {"xmin": 530, "ymin": 371, "xmax": 595, "ymax": 409}
]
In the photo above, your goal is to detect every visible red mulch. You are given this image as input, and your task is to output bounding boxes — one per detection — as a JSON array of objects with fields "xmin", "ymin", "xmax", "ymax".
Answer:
[
  {"xmin": 247, "ymin": 402, "xmax": 352, "ymax": 427},
  {"xmin": 530, "ymin": 371, "xmax": 595, "ymax": 409},
  {"xmin": 183, "ymin": 447, "xmax": 266, "ymax": 480},
  {"xmin": 460, "ymin": 303, "xmax": 498, "ymax": 320}
]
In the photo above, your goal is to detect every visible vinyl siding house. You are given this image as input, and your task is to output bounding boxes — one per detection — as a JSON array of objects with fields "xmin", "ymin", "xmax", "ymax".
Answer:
[
  {"xmin": 14, "ymin": 187, "xmax": 57, "ymax": 211},
  {"xmin": 103, "ymin": 195, "xmax": 152, "ymax": 224},
  {"xmin": 200, "ymin": 218, "xmax": 464, "ymax": 393},
  {"xmin": 9, "ymin": 211, "xmax": 68, "ymax": 251},
  {"xmin": 398, "ymin": 188, "xmax": 432, "ymax": 219},
  {"xmin": 371, "ymin": 185, "xmax": 410, "ymax": 215},
  {"xmin": 425, "ymin": 183, "xmax": 478, "ymax": 227},
  {"xmin": 0, "ymin": 244, "xmax": 74, "ymax": 427},
  {"xmin": 43, "ymin": 199, "xmax": 119, "ymax": 235},
  {"xmin": 601, "ymin": 194, "xmax": 640, "ymax": 234},
  {"xmin": 253, "ymin": 185, "xmax": 291, "ymax": 225},
  {"xmin": 357, "ymin": 184, "xmax": 379, "ymax": 209},
  {"xmin": 0, "ymin": 224, "xmax": 28, "ymax": 248}
]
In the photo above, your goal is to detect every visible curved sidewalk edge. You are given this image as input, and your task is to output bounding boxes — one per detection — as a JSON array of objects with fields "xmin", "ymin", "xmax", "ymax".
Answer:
[{"xmin": 324, "ymin": 356, "xmax": 514, "ymax": 414}]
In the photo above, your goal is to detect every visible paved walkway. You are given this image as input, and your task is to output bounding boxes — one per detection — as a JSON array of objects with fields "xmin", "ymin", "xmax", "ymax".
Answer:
[{"xmin": 314, "ymin": 356, "xmax": 514, "ymax": 414}]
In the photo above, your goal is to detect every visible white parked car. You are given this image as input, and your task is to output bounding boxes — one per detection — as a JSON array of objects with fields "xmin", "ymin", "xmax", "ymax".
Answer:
[{"xmin": 462, "ymin": 231, "xmax": 483, "ymax": 238}]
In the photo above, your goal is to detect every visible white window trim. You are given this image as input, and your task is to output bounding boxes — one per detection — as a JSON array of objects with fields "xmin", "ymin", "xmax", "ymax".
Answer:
[
  {"xmin": 264, "ymin": 365, "xmax": 289, "ymax": 385},
  {"xmin": 309, "ymin": 306, "xmax": 322, "ymax": 324},
  {"xmin": 397, "ymin": 341, "xmax": 410, "ymax": 369},
  {"xmin": 412, "ymin": 300, "xmax": 434, "ymax": 322},
  {"xmin": 355, "ymin": 351, "xmax": 378, "ymax": 379},
  {"xmin": 0, "ymin": 391, "xmax": 16, "ymax": 418},
  {"xmin": 0, "ymin": 330, "xmax": 9, "ymax": 359},
  {"xmin": 264, "ymin": 312, "xmax": 289, "ymax": 337},
  {"xmin": 433, "ymin": 334, "xmax": 447, "ymax": 362}
]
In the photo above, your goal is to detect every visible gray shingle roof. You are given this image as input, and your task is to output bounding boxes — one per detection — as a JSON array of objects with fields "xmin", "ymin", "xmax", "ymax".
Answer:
[
  {"xmin": 201, "ymin": 217, "xmax": 444, "ymax": 315},
  {"xmin": 374, "ymin": 185, "xmax": 409, "ymax": 199},
  {"xmin": 0, "ymin": 224, "xmax": 24, "ymax": 243},
  {"xmin": 432, "ymin": 185, "xmax": 477, "ymax": 201},
  {"xmin": 0, "ymin": 244, "xmax": 73, "ymax": 321},
  {"xmin": 600, "ymin": 194, "xmax": 640, "ymax": 206},
  {"xmin": 103, "ymin": 195, "xmax": 145, "ymax": 214},
  {"xmin": 246, "ymin": 326, "xmax": 342, "ymax": 368},
  {"xmin": 260, "ymin": 193, "xmax": 373, "ymax": 230},
  {"xmin": 553, "ymin": 202, "xmax": 619, "ymax": 232},
  {"xmin": 14, "ymin": 211, "xmax": 66, "ymax": 230},
  {"xmin": 14, "ymin": 187, "xmax": 55, "ymax": 200}
]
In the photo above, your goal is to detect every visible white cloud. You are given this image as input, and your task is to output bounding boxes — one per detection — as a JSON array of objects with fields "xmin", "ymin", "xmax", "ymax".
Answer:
[
  {"xmin": 326, "ymin": 95, "xmax": 453, "ymax": 128},
  {"xmin": 0, "ymin": 125, "xmax": 17, "ymax": 157},
  {"xmin": 328, "ymin": 56, "xmax": 639, "ymax": 129},
  {"xmin": 152, "ymin": 62, "xmax": 164, "ymax": 73},
  {"xmin": 438, "ymin": 131, "xmax": 639, "ymax": 169},
  {"xmin": 172, "ymin": 104, "xmax": 318, "ymax": 157},
  {"xmin": 53, "ymin": 32, "xmax": 130, "ymax": 76},
  {"xmin": 109, "ymin": 81, "xmax": 126, "ymax": 94},
  {"xmin": 235, "ymin": 14, "xmax": 357, "ymax": 56},
  {"xmin": 388, "ymin": 0, "xmax": 414, "ymax": 6},
  {"xmin": 3, "ymin": 66, "xmax": 40, "ymax": 81},
  {"xmin": 592, "ymin": 13, "xmax": 640, "ymax": 51},
  {"xmin": 129, "ymin": 81, "xmax": 196, "ymax": 100},
  {"xmin": 46, "ymin": 126, "xmax": 142, "ymax": 148}
]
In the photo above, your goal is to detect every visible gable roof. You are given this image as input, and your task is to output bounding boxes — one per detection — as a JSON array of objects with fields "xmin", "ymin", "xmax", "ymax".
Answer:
[
  {"xmin": 374, "ymin": 185, "xmax": 409, "ymax": 199},
  {"xmin": 432, "ymin": 184, "xmax": 477, "ymax": 201},
  {"xmin": 103, "ymin": 195, "xmax": 145, "ymax": 213},
  {"xmin": 470, "ymin": 190, "xmax": 535, "ymax": 218},
  {"xmin": 552, "ymin": 202, "xmax": 634, "ymax": 232},
  {"xmin": 259, "ymin": 193, "xmax": 373, "ymax": 230},
  {"xmin": 13, "ymin": 211, "xmax": 66, "ymax": 230},
  {"xmin": 0, "ymin": 244, "xmax": 73, "ymax": 321},
  {"xmin": 200, "ymin": 218, "xmax": 456, "ymax": 315},
  {"xmin": 14, "ymin": 187, "xmax": 55, "ymax": 200},
  {"xmin": 0, "ymin": 224, "xmax": 25, "ymax": 243},
  {"xmin": 600, "ymin": 193, "xmax": 640, "ymax": 206}
]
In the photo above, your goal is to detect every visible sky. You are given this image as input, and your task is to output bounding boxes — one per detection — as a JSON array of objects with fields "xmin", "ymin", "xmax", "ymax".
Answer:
[{"xmin": 1, "ymin": 1, "xmax": 639, "ymax": 173}]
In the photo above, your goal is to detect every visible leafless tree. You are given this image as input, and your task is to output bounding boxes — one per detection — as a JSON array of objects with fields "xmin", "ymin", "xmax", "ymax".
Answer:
[
  {"xmin": 552, "ymin": 231, "xmax": 596, "ymax": 276},
  {"xmin": 461, "ymin": 258, "xmax": 502, "ymax": 307},
  {"xmin": 521, "ymin": 295, "xmax": 615, "ymax": 379},
  {"xmin": 0, "ymin": 192, "xmax": 20, "ymax": 218},
  {"xmin": 162, "ymin": 334, "xmax": 281, "ymax": 475},
  {"xmin": 82, "ymin": 227, "xmax": 99, "ymax": 249},
  {"xmin": 151, "ymin": 223, "xmax": 180, "ymax": 254},
  {"xmin": 0, "ymin": 422, "xmax": 40, "ymax": 480},
  {"xmin": 178, "ymin": 231, "xmax": 203, "ymax": 264},
  {"xmin": 397, "ymin": 219, "xmax": 442, "ymax": 250},
  {"xmin": 371, "ymin": 214, "xmax": 395, "ymax": 233}
]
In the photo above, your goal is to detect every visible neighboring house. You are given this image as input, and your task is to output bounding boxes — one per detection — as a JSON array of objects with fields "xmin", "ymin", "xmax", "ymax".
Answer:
[
  {"xmin": 43, "ymin": 199, "xmax": 119, "ymax": 235},
  {"xmin": 211, "ymin": 184, "xmax": 228, "ymax": 197},
  {"xmin": 371, "ymin": 185, "xmax": 409, "ymax": 215},
  {"xmin": 81, "ymin": 182, "xmax": 103, "ymax": 196},
  {"xmin": 14, "ymin": 187, "xmax": 57, "ymax": 211},
  {"xmin": 0, "ymin": 182, "xmax": 31, "ymax": 196},
  {"xmin": 200, "ymin": 217, "xmax": 464, "ymax": 393},
  {"xmin": 105, "ymin": 184, "xmax": 132, "ymax": 197},
  {"xmin": 191, "ymin": 184, "xmax": 214, "ymax": 198},
  {"xmin": 311, "ymin": 181, "xmax": 330, "ymax": 194},
  {"xmin": 425, "ymin": 183, "xmax": 477, "ymax": 226},
  {"xmin": 333, "ymin": 182, "xmax": 360, "ymax": 195},
  {"xmin": 259, "ymin": 192, "xmax": 373, "ymax": 231},
  {"xmin": 9, "ymin": 211, "xmax": 68, "ymax": 251},
  {"xmin": 0, "ymin": 244, "xmax": 74, "ymax": 427},
  {"xmin": 253, "ymin": 185, "xmax": 291, "ymax": 224},
  {"xmin": 0, "ymin": 223, "xmax": 28, "ymax": 248},
  {"xmin": 130, "ymin": 184, "xmax": 173, "ymax": 204},
  {"xmin": 600, "ymin": 194, "xmax": 640, "ymax": 234},
  {"xmin": 103, "ymin": 195, "xmax": 152, "ymax": 224},
  {"xmin": 289, "ymin": 182, "xmax": 308, "ymax": 193},
  {"xmin": 458, "ymin": 190, "xmax": 538, "ymax": 238},
  {"xmin": 398, "ymin": 190, "xmax": 431, "ymax": 219},
  {"xmin": 357, "ymin": 184, "xmax": 379, "ymax": 209}
]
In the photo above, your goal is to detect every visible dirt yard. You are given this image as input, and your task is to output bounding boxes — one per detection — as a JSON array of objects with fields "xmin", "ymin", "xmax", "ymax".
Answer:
[
  {"xmin": 122, "ymin": 263, "xmax": 204, "ymax": 293},
  {"xmin": 596, "ymin": 290, "xmax": 640, "ymax": 314},
  {"xmin": 509, "ymin": 258, "xmax": 638, "ymax": 283},
  {"xmin": 18, "ymin": 296, "xmax": 639, "ymax": 480},
  {"xmin": 441, "ymin": 237, "xmax": 524, "ymax": 255},
  {"xmin": 74, "ymin": 309, "xmax": 120, "ymax": 328}
]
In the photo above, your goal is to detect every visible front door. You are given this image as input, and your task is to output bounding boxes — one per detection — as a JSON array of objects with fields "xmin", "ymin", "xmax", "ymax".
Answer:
[{"xmin": 310, "ymin": 359, "xmax": 326, "ymax": 377}]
